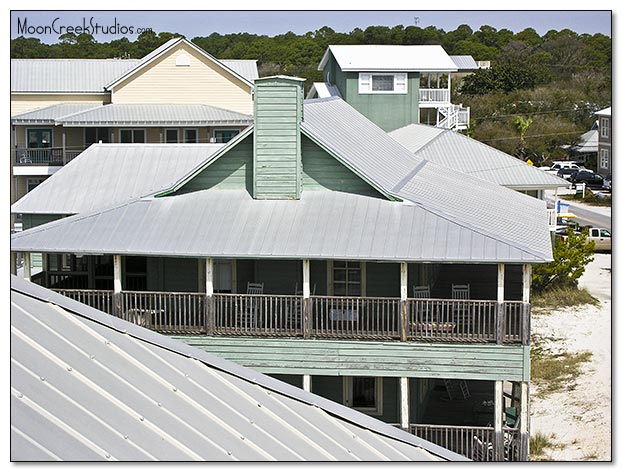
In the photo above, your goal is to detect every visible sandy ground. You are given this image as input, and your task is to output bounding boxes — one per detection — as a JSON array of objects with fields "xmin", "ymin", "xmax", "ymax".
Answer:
[{"xmin": 529, "ymin": 253, "xmax": 612, "ymax": 461}]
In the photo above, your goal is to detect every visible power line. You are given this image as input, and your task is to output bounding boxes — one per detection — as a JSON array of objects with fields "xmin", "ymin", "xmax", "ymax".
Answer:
[
  {"xmin": 479, "ymin": 130, "xmax": 582, "ymax": 142},
  {"xmin": 471, "ymin": 107, "xmax": 596, "ymax": 121}
]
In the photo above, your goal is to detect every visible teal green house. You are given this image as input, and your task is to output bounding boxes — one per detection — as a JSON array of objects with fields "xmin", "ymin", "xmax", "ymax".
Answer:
[
  {"xmin": 310, "ymin": 45, "xmax": 470, "ymax": 132},
  {"xmin": 11, "ymin": 76, "xmax": 553, "ymax": 461}
]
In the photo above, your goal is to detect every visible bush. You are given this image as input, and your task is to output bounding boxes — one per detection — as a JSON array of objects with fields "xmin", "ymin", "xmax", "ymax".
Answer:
[{"xmin": 532, "ymin": 228, "xmax": 595, "ymax": 291}]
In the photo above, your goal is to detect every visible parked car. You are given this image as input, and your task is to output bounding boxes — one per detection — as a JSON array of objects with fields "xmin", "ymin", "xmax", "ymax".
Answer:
[
  {"xmin": 587, "ymin": 227, "xmax": 612, "ymax": 252},
  {"xmin": 557, "ymin": 168, "xmax": 579, "ymax": 181},
  {"xmin": 603, "ymin": 174, "xmax": 612, "ymax": 191},
  {"xmin": 541, "ymin": 161, "xmax": 584, "ymax": 175},
  {"xmin": 571, "ymin": 170, "xmax": 604, "ymax": 188}
]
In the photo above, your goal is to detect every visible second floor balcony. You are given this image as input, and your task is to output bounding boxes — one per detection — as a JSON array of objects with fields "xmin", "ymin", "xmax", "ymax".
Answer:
[
  {"xmin": 14, "ymin": 146, "xmax": 86, "ymax": 167},
  {"xmin": 419, "ymin": 88, "xmax": 451, "ymax": 105}
]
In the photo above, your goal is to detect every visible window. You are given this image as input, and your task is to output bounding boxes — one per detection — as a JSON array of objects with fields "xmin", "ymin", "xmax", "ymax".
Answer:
[
  {"xmin": 120, "ymin": 129, "xmax": 146, "ymax": 143},
  {"xmin": 600, "ymin": 117, "xmax": 609, "ymax": 138},
  {"xmin": 213, "ymin": 129, "xmax": 240, "ymax": 143},
  {"xmin": 343, "ymin": 377, "xmax": 383, "ymax": 415},
  {"xmin": 27, "ymin": 129, "xmax": 53, "ymax": 149},
  {"xmin": 27, "ymin": 178, "xmax": 45, "ymax": 193},
  {"xmin": 359, "ymin": 73, "xmax": 407, "ymax": 94},
  {"xmin": 333, "ymin": 261, "xmax": 361, "ymax": 296},
  {"xmin": 184, "ymin": 129, "xmax": 199, "ymax": 143},
  {"xmin": 165, "ymin": 129, "xmax": 179, "ymax": 143},
  {"xmin": 600, "ymin": 149, "xmax": 609, "ymax": 170},
  {"xmin": 85, "ymin": 127, "xmax": 111, "ymax": 146}
]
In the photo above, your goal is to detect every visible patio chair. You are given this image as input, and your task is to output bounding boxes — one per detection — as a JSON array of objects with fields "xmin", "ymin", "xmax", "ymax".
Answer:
[
  {"xmin": 236, "ymin": 282, "xmax": 264, "ymax": 329},
  {"xmin": 472, "ymin": 436, "xmax": 494, "ymax": 462},
  {"xmin": 247, "ymin": 282, "xmax": 264, "ymax": 294},
  {"xmin": 413, "ymin": 285, "xmax": 431, "ymax": 298},
  {"xmin": 452, "ymin": 284, "xmax": 471, "ymax": 325}
]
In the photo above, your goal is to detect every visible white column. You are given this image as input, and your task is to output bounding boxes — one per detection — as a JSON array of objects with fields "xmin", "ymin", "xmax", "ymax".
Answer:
[
  {"xmin": 497, "ymin": 263, "xmax": 505, "ymax": 303},
  {"xmin": 400, "ymin": 262, "xmax": 408, "ymax": 342},
  {"xmin": 400, "ymin": 262, "xmax": 408, "ymax": 300},
  {"xmin": 205, "ymin": 258, "xmax": 214, "ymax": 296},
  {"xmin": 23, "ymin": 253, "xmax": 31, "ymax": 281},
  {"xmin": 520, "ymin": 381, "xmax": 530, "ymax": 459},
  {"xmin": 494, "ymin": 380, "xmax": 504, "ymax": 461},
  {"xmin": 497, "ymin": 263, "xmax": 505, "ymax": 344},
  {"xmin": 303, "ymin": 374, "xmax": 312, "ymax": 392},
  {"xmin": 400, "ymin": 377, "xmax": 410, "ymax": 430},
  {"xmin": 302, "ymin": 260, "xmax": 310, "ymax": 298},
  {"xmin": 447, "ymin": 73, "xmax": 451, "ymax": 100},
  {"xmin": 522, "ymin": 265, "xmax": 531, "ymax": 304},
  {"xmin": 62, "ymin": 129, "xmax": 67, "ymax": 164},
  {"xmin": 113, "ymin": 255, "xmax": 122, "ymax": 293}
]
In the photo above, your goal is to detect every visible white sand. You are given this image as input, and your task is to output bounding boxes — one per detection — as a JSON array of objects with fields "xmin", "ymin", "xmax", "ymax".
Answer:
[{"xmin": 529, "ymin": 253, "xmax": 611, "ymax": 461}]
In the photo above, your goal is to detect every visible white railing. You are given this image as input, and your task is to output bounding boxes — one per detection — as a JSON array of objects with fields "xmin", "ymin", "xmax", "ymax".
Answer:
[
  {"xmin": 547, "ymin": 208, "xmax": 557, "ymax": 227},
  {"xmin": 437, "ymin": 105, "xmax": 470, "ymax": 130},
  {"xmin": 419, "ymin": 88, "xmax": 450, "ymax": 103}
]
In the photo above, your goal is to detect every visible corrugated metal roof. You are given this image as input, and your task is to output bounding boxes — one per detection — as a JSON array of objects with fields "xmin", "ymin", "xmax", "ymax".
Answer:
[
  {"xmin": 301, "ymin": 98, "xmax": 552, "ymax": 261},
  {"xmin": 10, "ymin": 59, "xmax": 140, "ymax": 93},
  {"xmin": 11, "ymin": 276, "xmax": 462, "ymax": 461},
  {"xmin": 572, "ymin": 129, "xmax": 599, "ymax": 153},
  {"xmin": 11, "ymin": 144, "xmax": 224, "ymax": 215},
  {"xmin": 318, "ymin": 45, "xmax": 457, "ymax": 72},
  {"xmin": 595, "ymin": 107, "xmax": 611, "ymax": 116},
  {"xmin": 449, "ymin": 55, "xmax": 479, "ymax": 70},
  {"xmin": 10, "ymin": 189, "xmax": 547, "ymax": 263},
  {"xmin": 390, "ymin": 123, "xmax": 569, "ymax": 189},
  {"xmin": 11, "ymin": 102, "xmax": 103, "ymax": 123},
  {"xmin": 56, "ymin": 103, "xmax": 253, "ymax": 126},
  {"xmin": 221, "ymin": 60, "xmax": 259, "ymax": 81},
  {"xmin": 307, "ymin": 82, "xmax": 342, "ymax": 99}
]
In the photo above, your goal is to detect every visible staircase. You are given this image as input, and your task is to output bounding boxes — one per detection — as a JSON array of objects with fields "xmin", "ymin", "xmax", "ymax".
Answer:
[{"xmin": 436, "ymin": 104, "xmax": 470, "ymax": 130}]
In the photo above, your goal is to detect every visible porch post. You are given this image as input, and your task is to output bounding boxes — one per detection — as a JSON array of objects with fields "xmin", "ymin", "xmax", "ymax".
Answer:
[
  {"xmin": 496, "ymin": 263, "xmax": 505, "ymax": 344},
  {"xmin": 302, "ymin": 259, "xmax": 311, "ymax": 338},
  {"xmin": 400, "ymin": 262, "xmax": 408, "ymax": 342},
  {"xmin": 62, "ymin": 129, "xmax": 66, "ymax": 165},
  {"xmin": 521, "ymin": 264, "xmax": 532, "ymax": 344},
  {"xmin": 43, "ymin": 253, "xmax": 50, "ymax": 288},
  {"xmin": 23, "ymin": 253, "xmax": 31, "ymax": 281},
  {"xmin": 10, "ymin": 252, "xmax": 17, "ymax": 276},
  {"xmin": 303, "ymin": 374, "xmax": 312, "ymax": 392},
  {"xmin": 520, "ymin": 381, "xmax": 530, "ymax": 460},
  {"xmin": 205, "ymin": 258, "xmax": 214, "ymax": 335},
  {"xmin": 400, "ymin": 377, "xmax": 410, "ymax": 431},
  {"xmin": 113, "ymin": 255, "xmax": 122, "ymax": 317},
  {"xmin": 494, "ymin": 380, "xmax": 504, "ymax": 461}
]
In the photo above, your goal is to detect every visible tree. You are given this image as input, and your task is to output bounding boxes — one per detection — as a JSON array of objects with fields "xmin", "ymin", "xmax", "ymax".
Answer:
[{"xmin": 532, "ymin": 229, "xmax": 595, "ymax": 291}]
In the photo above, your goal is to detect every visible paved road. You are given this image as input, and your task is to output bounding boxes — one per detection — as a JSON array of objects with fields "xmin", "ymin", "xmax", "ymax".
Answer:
[{"xmin": 562, "ymin": 201, "xmax": 611, "ymax": 230}]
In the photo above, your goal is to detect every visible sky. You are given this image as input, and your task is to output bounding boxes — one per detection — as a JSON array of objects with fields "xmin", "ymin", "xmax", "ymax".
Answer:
[{"xmin": 10, "ymin": 8, "xmax": 612, "ymax": 44}]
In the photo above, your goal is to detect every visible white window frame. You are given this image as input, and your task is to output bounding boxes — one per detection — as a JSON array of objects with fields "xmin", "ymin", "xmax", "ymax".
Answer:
[
  {"xmin": 183, "ymin": 128, "xmax": 199, "ymax": 143},
  {"xmin": 600, "ymin": 148, "xmax": 609, "ymax": 170},
  {"xmin": 119, "ymin": 128, "xmax": 147, "ymax": 143},
  {"xmin": 26, "ymin": 178, "xmax": 45, "ymax": 193},
  {"xmin": 164, "ymin": 128, "xmax": 180, "ymax": 144},
  {"xmin": 600, "ymin": 117, "xmax": 609, "ymax": 138},
  {"xmin": 359, "ymin": 73, "xmax": 408, "ymax": 95},
  {"xmin": 213, "ymin": 128, "xmax": 240, "ymax": 143},
  {"xmin": 343, "ymin": 377, "xmax": 383, "ymax": 415}
]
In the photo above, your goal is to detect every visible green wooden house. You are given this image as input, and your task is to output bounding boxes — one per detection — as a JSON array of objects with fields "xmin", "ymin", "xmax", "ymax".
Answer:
[{"xmin": 11, "ymin": 76, "xmax": 554, "ymax": 461}]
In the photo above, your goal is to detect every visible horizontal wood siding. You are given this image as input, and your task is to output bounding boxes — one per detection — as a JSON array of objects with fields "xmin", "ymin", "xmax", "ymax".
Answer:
[
  {"xmin": 176, "ymin": 337, "xmax": 529, "ymax": 381},
  {"xmin": 11, "ymin": 94, "xmax": 107, "ymax": 116},
  {"xmin": 301, "ymin": 136, "xmax": 384, "ymax": 197},
  {"xmin": 253, "ymin": 79, "xmax": 301, "ymax": 199},
  {"xmin": 174, "ymin": 134, "xmax": 253, "ymax": 194},
  {"xmin": 255, "ymin": 259, "xmax": 301, "ymax": 295},
  {"xmin": 111, "ymin": 43, "xmax": 252, "ymax": 114},
  {"xmin": 22, "ymin": 213, "xmax": 63, "ymax": 230}
]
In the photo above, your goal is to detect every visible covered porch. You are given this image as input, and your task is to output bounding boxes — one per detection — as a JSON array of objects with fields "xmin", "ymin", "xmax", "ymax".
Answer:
[{"xmin": 21, "ymin": 253, "xmax": 532, "ymax": 345}]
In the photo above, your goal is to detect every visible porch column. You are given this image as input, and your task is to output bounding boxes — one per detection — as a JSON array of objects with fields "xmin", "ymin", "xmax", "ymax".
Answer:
[
  {"xmin": 302, "ymin": 259, "xmax": 311, "ymax": 338},
  {"xmin": 204, "ymin": 258, "xmax": 214, "ymax": 335},
  {"xmin": 520, "ymin": 381, "xmax": 530, "ymax": 460},
  {"xmin": 11, "ymin": 252, "xmax": 17, "ymax": 276},
  {"xmin": 496, "ymin": 263, "xmax": 505, "ymax": 344},
  {"xmin": 62, "ymin": 129, "xmax": 67, "ymax": 165},
  {"xmin": 494, "ymin": 380, "xmax": 504, "ymax": 461},
  {"xmin": 303, "ymin": 374, "xmax": 312, "ymax": 392},
  {"xmin": 113, "ymin": 255, "xmax": 122, "ymax": 293},
  {"xmin": 400, "ymin": 262, "xmax": 408, "ymax": 341},
  {"xmin": 522, "ymin": 264, "xmax": 532, "ymax": 344},
  {"xmin": 23, "ymin": 253, "xmax": 31, "ymax": 281},
  {"xmin": 447, "ymin": 74, "xmax": 451, "ymax": 100},
  {"xmin": 400, "ymin": 377, "xmax": 410, "ymax": 430}
]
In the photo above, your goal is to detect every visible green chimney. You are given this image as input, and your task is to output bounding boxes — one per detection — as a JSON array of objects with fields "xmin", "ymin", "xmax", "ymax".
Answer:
[{"xmin": 253, "ymin": 76, "xmax": 305, "ymax": 199}]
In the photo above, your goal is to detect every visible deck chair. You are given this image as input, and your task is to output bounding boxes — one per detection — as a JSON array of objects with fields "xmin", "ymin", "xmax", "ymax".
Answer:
[
  {"xmin": 237, "ymin": 282, "xmax": 264, "ymax": 329},
  {"xmin": 413, "ymin": 285, "xmax": 431, "ymax": 298},
  {"xmin": 452, "ymin": 284, "xmax": 471, "ymax": 325},
  {"xmin": 247, "ymin": 282, "xmax": 264, "ymax": 294},
  {"xmin": 472, "ymin": 436, "xmax": 494, "ymax": 462},
  {"xmin": 459, "ymin": 380, "xmax": 471, "ymax": 399}
]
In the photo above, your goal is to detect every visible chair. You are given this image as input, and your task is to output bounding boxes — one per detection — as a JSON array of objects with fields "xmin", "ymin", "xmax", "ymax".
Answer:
[
  {"xmin": 472, "ymin": 436, "xmax": 494, "ymax": 462},
  {"xmin": 247, "ymin": 282, "xmax": 264, "ymax": 294},
  {"xmin": 238, "ymin": 282, "xmax": 264, "ymax": 329},
  {"xmin": 452, "ymin": 284, "xmax": 471, "ymax": 325},
  {"xmin": 413, "ymin": 285, "xmax": 431, "ymax": 298}
]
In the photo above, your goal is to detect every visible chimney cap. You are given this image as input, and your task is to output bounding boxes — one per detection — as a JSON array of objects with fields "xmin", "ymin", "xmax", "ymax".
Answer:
[{"xmin": 255, "ymin": 75, "xmax": 306, "ymax": 83}]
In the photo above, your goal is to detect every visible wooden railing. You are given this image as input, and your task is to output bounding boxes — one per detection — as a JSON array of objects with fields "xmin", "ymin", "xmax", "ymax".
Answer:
[
  {"xmin": 14, "ymin": 147, "xmax": 86, "ymax": 166},
  {"xmin": 409, "ymin": 424, "xmax": 524, "ymax": 461},
  {"xmin": 54, "ymin": 289, "xmax": 114, "ymax": 314},
  {"xmin": 48, "ymin": 289, "xmax": 529, "ymax": 344},
  {"xmin": 419, "ymin": 88, "xmax": 450, "ymax": 103}
]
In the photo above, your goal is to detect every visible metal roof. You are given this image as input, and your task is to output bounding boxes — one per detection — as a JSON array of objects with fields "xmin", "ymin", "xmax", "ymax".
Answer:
[
  {"xmin": 56, "ymin": 103, "xmax": 253, "ymax": 126},
  {"xmin": 449, "ymin": 55, "xmax": 479, "ymax": 70},
  {"xmin": 220, "ymin": 59, "xmax": 259, "ymax": 82},
  {"xmin": 11, "ymin": 144, "xmax": 225, "ymax": 215},
  {"xmin": 571, "ymin": 129, "xmax": 599, "ymax": 154},
  {"xmin": 10, "ymin": 189, "xmax": 547, "ymax": 263},
  {"xmin": 390, "ymin": 123, "xmax": 569, "ymax": 189},
  {"xmin": 11, "ymin": 276, "xmax": 461, "ymax": 461},
  {"xmin": 11, "ymin": 102, "xmax": 103, "ymax": 124},
  {"xmin": 595, "ymin": 106, "xmax": 611, "ymax": 116},
  {"xmin": 307, "ymin": 82, "xmax": 342, "ymax": 99},
  {"xmin": 318, "ymin": 45, "xmax": 457, "ymax": 72},
  {"xmin": 10, "ymin": 59, "xmax": 139, "ymax": 93}
]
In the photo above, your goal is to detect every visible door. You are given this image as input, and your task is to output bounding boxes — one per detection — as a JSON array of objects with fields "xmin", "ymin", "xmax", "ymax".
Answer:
[
  {"xmin": 214, "ymin": 259, "xmax": 233, "ymax": 293},
  {"xmin": 26, "ymin": 129, "xmax": 54, "ymax": 163}
]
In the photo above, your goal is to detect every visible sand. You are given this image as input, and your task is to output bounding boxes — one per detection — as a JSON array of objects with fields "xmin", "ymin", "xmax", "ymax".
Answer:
[{"xmin": 529, "ymin": 253, "xmax": 611, "ymax": 461}]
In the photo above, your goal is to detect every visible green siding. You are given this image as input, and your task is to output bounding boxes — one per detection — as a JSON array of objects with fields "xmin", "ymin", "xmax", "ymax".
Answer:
[
  {"xmin": 174, "ymin": 135, "xmax": 253, "ymax": 194},
  {"xmin": 21, "ymin": 213, "xmax": 64, "ymax": 230},
  {"xmin": 301, "ymin": 136, "xmax": 384, "ymax": 198},
  {"xmin": 253, "ymin": 78, "xmax": 303, "ymax": 199},
  {"xmin": 324, "ymin": 55, "xmax": 420, "ymax": 132},
  {"xmin": 366, "ymin": 262, "xmax": 400, "ymax": 297},
  {"xmin": 145, "ymin": 257, "xmax": 198, "ymax": 292},
  {"xmin": 255, "ymin": 259, "xmax": 301, "ymax": 294},
  {"xmin": 176, "ymin": 337, "xmax": 529, "ymax": 382}
]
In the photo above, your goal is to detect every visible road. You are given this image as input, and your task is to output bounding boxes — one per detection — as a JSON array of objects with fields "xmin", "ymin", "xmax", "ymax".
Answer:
[{"xmin": 562, "ymin": 201, "xmax": 611, "ymax": 230}]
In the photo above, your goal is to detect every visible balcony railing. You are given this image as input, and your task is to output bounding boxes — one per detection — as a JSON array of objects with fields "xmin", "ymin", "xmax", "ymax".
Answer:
[
  {"xmin": 14, "ymin": 147, "xmax": 86, "ymax": 166},
  {"xmin": 50, "ymin": 289, "xmax": 530, "ymax": 344},
  {"xmin": 419, "ymin": 88, "xmax": 451, "ymax": 103},
  {"xmin": 409, "ymin": 424, "xmax": 524, "ymax": 461}
]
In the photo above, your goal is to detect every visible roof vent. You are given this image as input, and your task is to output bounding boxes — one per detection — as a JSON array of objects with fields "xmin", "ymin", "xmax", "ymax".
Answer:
[{"xmin": 176, "ymin": 54, "xmax": 190, "ymax": 67}]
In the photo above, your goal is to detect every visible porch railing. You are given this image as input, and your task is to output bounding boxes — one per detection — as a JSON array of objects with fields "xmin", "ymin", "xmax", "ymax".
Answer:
[
  {"xmin": 419, "ymin": 88, "xmax": 450, "ymax": 103},
  {"xmin": 48, "ymin": 288, "xmax": 529, "ymax": 344},
  {"xmin": 14, "ymin": 147, "xmax": 86, "ymax": 166},
  {"xmin": 54, "ymin": 288, "xmax": 114, "ymax": 314},
  {"xmin": 409, "ymin": 424, "xmax": 524, "ymax": 461}
]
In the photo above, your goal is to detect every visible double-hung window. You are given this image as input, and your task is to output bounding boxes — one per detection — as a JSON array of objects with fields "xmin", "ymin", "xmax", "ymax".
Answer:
[
  {"xmin": 332, "ymin": 261, "xmax": 362, "ymax": 296},
  {"xmin": 600, "ymin": 117, "xmax": 609, "ymax": 139},
  {"xmin": 359, "ymin": 73, "xmax": 407, "ymax": 94},
  {"xmin": 120, "ymin": 129, "xmax": 146, "ymax": 143},
  {"xmin": 600, "ymin": 149, "xmax": 609, "ymax": 170},
  {"xmin": 343, "ymin": 377, "xmax": 383, "ymax": 415}
]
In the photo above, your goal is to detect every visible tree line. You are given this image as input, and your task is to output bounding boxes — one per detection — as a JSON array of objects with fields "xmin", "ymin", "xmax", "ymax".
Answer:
[{"xmin": 11, "ymin": 24, "xmax": 611, "ymax": 164}]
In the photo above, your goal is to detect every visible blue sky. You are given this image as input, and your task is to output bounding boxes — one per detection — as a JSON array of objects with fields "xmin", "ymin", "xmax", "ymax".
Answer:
[{"xmin": 11, "ymin": 10, "xmax": 612, "ymax": 44}]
